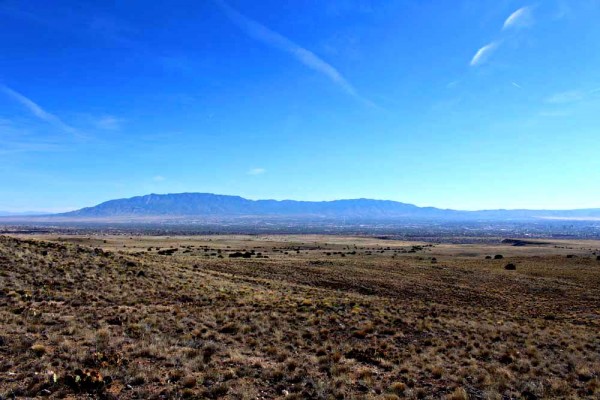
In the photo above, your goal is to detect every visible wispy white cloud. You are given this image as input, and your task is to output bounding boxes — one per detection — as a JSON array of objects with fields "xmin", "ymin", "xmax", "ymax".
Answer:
[
  {"xmin": 553, "ymin": 0, "xmax": 572, "ymax": 20},
  {"xmin": 511, "ymin": 81, "xmax": 522, "ymax": 89},
  {"xmin": 543, "ymin": 87, "xmax": 600, "ymax": 104},
  {"xmin": 544, "ymin": 90, "xmax": 585, "ymax": 104},
  {"xmin": 538, "ymin": 109, "xmax": 571, "ymax": 118},
  {"xmin": 0, "ymin": 3, "xmax": 139, "ymax": 48},
  {"xmin": 94, "ymin": 115, "xmax": 123, "ymax": 130},
  {"xmin": 1, "ymin": 85, "xmax": 79, "ymax": 135},
  {"xmin": 503, "ymin": 6, "xmax": 533, "ymax": 30},
  {"xmin": 0, "ymin": 116, "xmax": 66, "ymax": 155},
  {"xmin": 469, "ymin": 6, "xmax": 535, "ymax": 68},
  {"xmin": 247, "ymin": 168, "xmax": 266, "ymax": 176},
  {"xmin": 213, "ymin": 0, "xmax": 375, "ymax": 107},
  {"xmin": 153, "ymin": 175, "xmax": 166, "ymax": 182},
  {"xmin": 470, "ymin": 41, "xmax": 500, "ymax": 67},
  {"xmin": 0, "ymin": 141, "xmax": 65, "ymax": 155},
  {"xmin": 88, "ymin": 15, "xmax": 139, "ymax": 47}
]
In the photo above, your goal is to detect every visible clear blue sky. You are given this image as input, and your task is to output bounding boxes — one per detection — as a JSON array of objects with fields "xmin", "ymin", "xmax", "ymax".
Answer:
[{"xmin": 1, "ymin": 0, "xmax": 599, "ymax": 212}]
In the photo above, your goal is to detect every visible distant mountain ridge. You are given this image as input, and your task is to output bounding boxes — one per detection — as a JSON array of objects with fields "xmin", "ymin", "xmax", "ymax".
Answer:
[
  {"xmin": 62, "ymin": 193, "xmax": 449, "ymax": 218},
  {"xmin": 58, "ymin": 193, "xmax": 600, "ymax": 221}
]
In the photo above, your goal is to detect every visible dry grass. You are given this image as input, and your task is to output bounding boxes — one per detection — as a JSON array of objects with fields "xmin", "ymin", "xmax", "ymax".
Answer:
[{"xmin": 1, "ymin": 234, "xmax": 599, "ymax": 399}]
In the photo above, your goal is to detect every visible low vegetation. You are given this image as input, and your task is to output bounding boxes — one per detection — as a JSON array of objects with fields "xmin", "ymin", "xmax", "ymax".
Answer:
[{"xmin": 1, "ymin": 234, "xmax": 599, "ymax": 399}]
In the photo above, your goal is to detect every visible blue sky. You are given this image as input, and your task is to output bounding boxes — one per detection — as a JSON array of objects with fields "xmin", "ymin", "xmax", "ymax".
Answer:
[{"xmin": 1, "ymin": 0, "xmax": 599, "ymax": 212}]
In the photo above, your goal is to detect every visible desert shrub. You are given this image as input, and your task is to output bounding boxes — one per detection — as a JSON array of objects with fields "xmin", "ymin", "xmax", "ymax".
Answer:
[
  {"xmin": 64, "ymin": 369, "xmax": 110, "ymax": 394},
  {"xmin": 494, "ymin": 254, "xmax": 504, "ymax": 259},
  {"xmin": 431, "ymin": 365, "xmax": 443, "ymax": 378},
  {"xmin": 219, "ymin": 322, "xmax": 238, "ymax": 334},
  {"xmin": 168, "ymin": 370, "xmax": 184, "ymax": 382},
  {"xmin": 129, "ymin": 374, "xmax": 146, "ymax": 386},
  {"xmin": 577, "ymin": 366, "xmax": 593, "ymax": 382},
  {"xmin": 229, "ymin": 251, "xmax": 252, "ymax": 258},
  {"xmin": 447, "ymin": 387, "xmax": 469, "ymax": 400},
  {"xmin": 504, "ymin": 263, "xmax": 516, "ymax": 270},
  {"xmin": 30, "ymin": 343, "xmax": 46, "ymax": 356},
  {"xmin": 95, "ymin": 328, "xmax": 110, "ymax": 351},
  {"xmin": 206, "ymin": 382, "xmax": 229, "ymax": 398},
  {"xmin": 203, "ymin": 342, "xmax": 218, "ymax": 362},
  {"xmin": 158, "ymin": 249, "xmax": 178, "ymax": 256},
  {"xmin": 181, "ymin": 376, "xmax": 197, "ymax": 388},
  {"xmin": 182, "ymin": 388, "xmax": 196, "ymax": 398},
  {"xmin": 389, "ymin": 381, "xmax": 406, "ymax": 395}
]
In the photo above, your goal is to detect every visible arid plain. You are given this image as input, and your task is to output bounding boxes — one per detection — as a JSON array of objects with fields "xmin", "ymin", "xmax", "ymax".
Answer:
[{"xmin": 1, "ymin": 234, "xmax": 599, "ymax": 399}]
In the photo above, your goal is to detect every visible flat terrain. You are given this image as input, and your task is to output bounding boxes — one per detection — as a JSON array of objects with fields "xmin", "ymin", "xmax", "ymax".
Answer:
[{"xmin": 1, "ymin": 234, "xmax": 599, "ymax": 399}]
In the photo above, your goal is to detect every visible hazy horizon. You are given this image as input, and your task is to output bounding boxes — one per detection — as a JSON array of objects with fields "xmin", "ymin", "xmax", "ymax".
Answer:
[{"xmin": 2, "ymin": 1, "xmax": 600, "ymax": 212}]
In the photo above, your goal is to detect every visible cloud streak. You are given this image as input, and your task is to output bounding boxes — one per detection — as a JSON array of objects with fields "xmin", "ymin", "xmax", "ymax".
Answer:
[
  {"xmin": 470, "ymin": 6, "xmax": 534, "ymax": 67},
  {"xmin": 214, "ymin": 0, "xmax": 375, "ymax": 107},
  {"xmin": 0, "ymin": 140, "xmax": 65, "ymax": 155},
  {"xmin": 247, "ymin": 168, "xmax": 266, "ymax": 176},
  {"xmin": 503, "ymin": 6, "xmax": 533, "ymax": 30},
  {"xmin": 470, "ymin": 42, "xmax": 499, "ymax": 67},
  {"xmin": 94, "ymin": 115, "xmax": 122, "ymax": 130},
  {"xmin": 544, "ymin": 90, "xmax": 585, "ymax": 104},
  {"xmin": 1, "ymin": 85, "xmax": 79, "ymax": 135}
]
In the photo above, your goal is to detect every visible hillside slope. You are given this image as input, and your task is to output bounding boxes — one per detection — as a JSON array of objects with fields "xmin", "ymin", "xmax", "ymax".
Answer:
[{"xmin": 1, "ymin": 234, "xmax": 599, "ymax": 398}]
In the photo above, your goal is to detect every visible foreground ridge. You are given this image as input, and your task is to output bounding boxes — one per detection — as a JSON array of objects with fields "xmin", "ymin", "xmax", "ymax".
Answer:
[{"xmin": 1, "ymin": 233, "xmax": 599, "ymax": 398}]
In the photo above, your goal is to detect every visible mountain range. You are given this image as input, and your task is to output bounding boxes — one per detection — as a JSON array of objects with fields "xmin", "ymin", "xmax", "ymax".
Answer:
[{"xmin": 48, "ymin": 192, "xmax": 600, "ymax": 221}]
